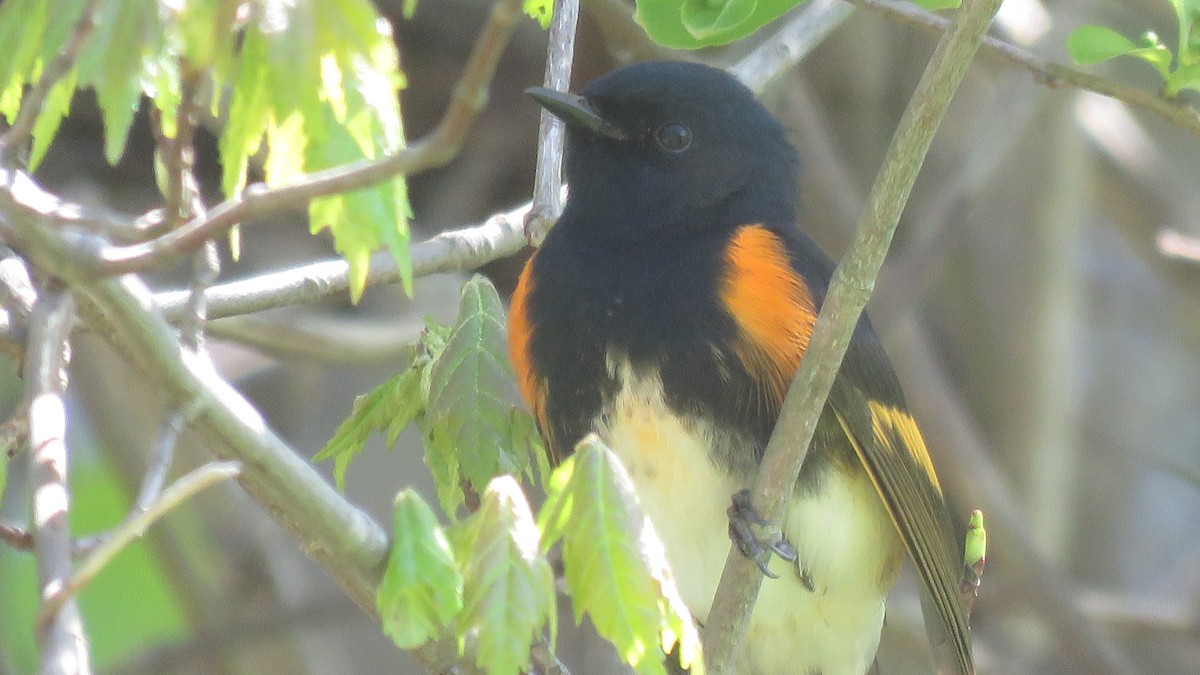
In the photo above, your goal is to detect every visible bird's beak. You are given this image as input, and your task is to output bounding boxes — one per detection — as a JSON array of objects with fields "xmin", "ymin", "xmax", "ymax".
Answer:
[{"xmin": 525, "ymin": 87, "xmax": 626, "ymax": 140}]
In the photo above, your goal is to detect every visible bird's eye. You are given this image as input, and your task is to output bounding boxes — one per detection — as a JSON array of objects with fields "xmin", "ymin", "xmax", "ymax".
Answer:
[{"xmin": 655, "ymin": 123, "xmax": 692, "ymax": 153}]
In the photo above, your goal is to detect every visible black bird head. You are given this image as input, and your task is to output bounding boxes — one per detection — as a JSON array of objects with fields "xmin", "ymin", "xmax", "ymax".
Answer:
[{"xmin": 527, "ymin": 60, "xmax": 801, "ymax": 243}]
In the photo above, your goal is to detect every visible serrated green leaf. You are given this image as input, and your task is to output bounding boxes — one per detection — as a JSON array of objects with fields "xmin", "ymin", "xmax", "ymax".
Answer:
[
  {"xmin": 510, "ymin": 408, "xmax": 552, "ymax": 488},
  {"xmin": 451, "ymin": 476, "xmax": 555, "ymax": 675},
  {"xmin": 219, "ymin": 28, "xmax": 271, "ymax": 196},
  {"xmin": 524, "ymin": 0, "xmax": 553, "ymax": 29},
  {"xmin": 75, "ymin": 0, "xmax": 159, "ymax": 164},
  {"xmin": 0, "ymin": 0, "xmax": 50, "ymax": 123},
  {"xmin": 635, "ymin": 0, "xmax": 799, "ymax": 49},
  {"xmin": 29, "ymin": 72, "xmax": 77, "ymax": 171},
  {"xmin": 426, "ymin": 276, "xmax": 523, "ymax": 497},
  {"xmin": 377, "ymin": 489, "xmax": 463, "ymax": 649},
  {"xmin": 538, "ymin": 436, "xmax": 702, "ymax": 674},
  {"xmin": 315, "ymin": 366, "xmax": 423, "ymax": 491}
]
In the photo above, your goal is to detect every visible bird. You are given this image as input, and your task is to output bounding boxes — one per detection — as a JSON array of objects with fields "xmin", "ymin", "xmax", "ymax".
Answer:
[{"xmin": 508, "ymin": 60, "xmax": 973, "ymax": 675}]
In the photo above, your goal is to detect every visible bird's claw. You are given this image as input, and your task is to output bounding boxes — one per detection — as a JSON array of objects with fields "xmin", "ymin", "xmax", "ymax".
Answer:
[{"xmin": 727, "ymin": 489, "xmax": 797, "ymax": 579}]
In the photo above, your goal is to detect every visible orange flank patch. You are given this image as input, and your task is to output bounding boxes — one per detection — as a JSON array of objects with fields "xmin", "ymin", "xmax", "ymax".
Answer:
[
  {"xmin": 720, "ymin": 225, "xmax": 818, "ymax": 411},
  {"xmin": 508, "ymin": 256, "xmax": 551, "ymax": 452}
]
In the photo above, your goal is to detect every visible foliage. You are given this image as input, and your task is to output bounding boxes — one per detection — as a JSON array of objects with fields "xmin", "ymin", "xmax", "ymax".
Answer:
[
  {"xmin": 451, "ymin": 476, "xmax": 556, "ymax": 675},
  {"xmin": 0, "ymin": 0, "xmax": 411, "ymax": 300},
  {"xmin": 316, "ymin": 275, "xmax": 549, "ymax": 512},
  {"xmin": 377, "ymin": 489, "xmax": 463, "ymax": 649},
  {"xmin": 1068, "ymin": 0, "xmax": 1200, "ymax": 96},
  {"xmin": 538, "ymin": 436, "xmax": 703, "ymax": 675},
  {"xmin": 634, "ymin": 0, "xmax": 959, "ymax": 49}
]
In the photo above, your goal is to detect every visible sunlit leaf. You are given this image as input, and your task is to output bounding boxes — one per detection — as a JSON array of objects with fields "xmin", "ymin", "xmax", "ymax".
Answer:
[
  {"xmin": 538, "ymin": 436, "xmax": 703, "ymax": 674},
  {"xmin": 524, "ymin": 0, "xmax": 553, "ymax": 29},
  {"xmin": 378, "ymin": 489, "xmax": 463, "ymax": 649},
  {"xmin": 451, "ymin": 476, "xmax": 555, "ymax": 675},
  {"xmin": 425, "ymin": 276, "xmax": 524, "ymax": 503}
]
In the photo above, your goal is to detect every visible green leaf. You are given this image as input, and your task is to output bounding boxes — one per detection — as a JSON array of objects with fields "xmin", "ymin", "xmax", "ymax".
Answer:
[
  {"xmin": 451, "ymin": 476, "xmax": 555, "ymax": 675},
  {"xmin": 635, "ymin": 0, "xmax": 800, "ymax": 49},
  {"xmin": 425, "ymin": 277, "xmax": 523, "ymax": 501},
  {"xmin": 75, "ymin": 0, "xmax": 160, "ymax": 164},
  {"xmin": 378, "ymin": 489, "xmax": 463, "ymax": 649},
  {"xmin": 524, "ymin": 0, "xmax": 554, "ymax": 29},
  {"xmin": 510, "ymin": 408, "xmax": 552, "ymax": 489},
  {"xmin": 0, "ymin": 0, "xmax": 51, "ymax": 123},
  {"xmin": 221, "ymin": 0, "xmax": 412, "ymax": 301},
  {"xmin": 29, "ymin": 72, "xmax": 78, "ymax": 171},
  {"xmin": 538, "ymin": 436, "xmax": 703, "ymax": 674},
  {"xmin": 1068, "ymin": 25, "xmax": 1172, "ymax": 79},
  {"xmin": 315, "ymin": 366, "xmax": 423, "ymax": 491}
]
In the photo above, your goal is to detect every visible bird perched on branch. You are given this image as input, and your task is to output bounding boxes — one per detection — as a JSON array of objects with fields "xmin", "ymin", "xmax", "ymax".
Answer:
[{"xmin": 508, "ymin": 60, "xmax": 973, "ymax": 674}]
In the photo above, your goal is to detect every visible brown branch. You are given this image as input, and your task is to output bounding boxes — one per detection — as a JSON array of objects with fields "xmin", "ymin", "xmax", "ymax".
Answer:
[
  {"xmin": 701, "ymin": 0, "xmax": 1004, "ymax": 670},
  {"xmin": 91, "ymin": 0, "xmax": 527, "ymax": 276},
  {"xmin": 849, "ymin": 0, "xmax": 1200, "ymax": 140},
  {"xmin": 25, "ymin": 285, "xmax": 91, "ymax": 673},
  {"xmin": 0, "ymin": 0, "xmax": 101, "ymax": 164}
]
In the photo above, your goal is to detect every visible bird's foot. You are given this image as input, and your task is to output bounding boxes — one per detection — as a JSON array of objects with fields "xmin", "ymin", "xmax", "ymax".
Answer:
[{"xmin": 727, "ymin": 489, "xmax": 797, "ymax": 579}]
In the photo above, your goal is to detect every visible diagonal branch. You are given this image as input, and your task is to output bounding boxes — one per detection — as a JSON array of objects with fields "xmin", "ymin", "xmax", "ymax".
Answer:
[
  {"xmin": 91, "ymin": 0, "xmax": 527, "ymax": 276},
  {"xmin": 849, "ymin": 0, "xmax": 1200, "ymax": 140},
  {"xmin": 700, "ymin": 0, "xmax": 1004, "ymax": 671},
  {"xmin": 37, "ymin": 461, "xmax": 242, "ymax": 630}
]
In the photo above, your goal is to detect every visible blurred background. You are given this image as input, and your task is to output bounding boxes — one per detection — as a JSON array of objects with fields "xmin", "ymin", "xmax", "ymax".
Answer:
[{"xmin": 1, "ymin": 0, "xmax": 1198, "ymax": 673}]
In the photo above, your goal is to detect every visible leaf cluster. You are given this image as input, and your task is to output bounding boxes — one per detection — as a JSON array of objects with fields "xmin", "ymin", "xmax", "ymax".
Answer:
[
  {"xmin": 0, "ymin": 0, "xmax": 413, "ymax": 299},
  {"xmin": 321, "ymin": 276, "xmax": 701, "ymax": 673},
  {"xmin": 1069, "ymin": 0, "xmax": 1200, "ymax": 96}
]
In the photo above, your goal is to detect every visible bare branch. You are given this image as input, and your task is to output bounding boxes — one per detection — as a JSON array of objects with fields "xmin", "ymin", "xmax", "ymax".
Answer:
[
  {"xmin": 154, "ymin": 200, "xmax": 532, "ymax": 321},
  {"xmin": 525, "ymin": 0, "xmax": 581, "ymax": 246},
  {"xmin": 25, "ymin": 286, "xmax": 91, "ymax": 674},
  {"xmin": 849, "ymin": 0, "xmax": 1200, "ymax": 140},
  {"xmin": 0, "ymin": 0, "xmax": 100, "ymax": 164},
  {"xmin": 92, "ymin": 0, "xmax": 528, "ymax": 275},
  {"xmin": 206, "ymin": 314, "xmax": 420, "ymax": 364},
  {"xmin": 135, "ymin": 410, "xmax": 188, "ymax": 511},
  {"xmin": 701, "ymin": 0, "xmax": 1004, "ymax": 670},
  {"xmin": 37, "ymin": 461, "xmax": 242, "ymax": 629},
  {"xmin": 728, "ymin": 0, "xmax": 855, "ymax": 92}
]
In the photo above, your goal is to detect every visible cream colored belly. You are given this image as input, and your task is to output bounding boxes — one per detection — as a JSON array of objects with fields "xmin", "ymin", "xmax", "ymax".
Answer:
[{"xmin": 596, "ymin": 364, "xmax": 897, "ymax": 675}]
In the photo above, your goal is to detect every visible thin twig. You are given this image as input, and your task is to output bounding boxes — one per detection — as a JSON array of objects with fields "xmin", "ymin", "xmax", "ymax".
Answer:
[
  {"xmin": 0, "ymin": 521, "xmax": 34, "ymax": 550},
  {"xmin": 206, "ymin": 314, "xmax": 421, "ymax": 364},
  {"xmin": 701, "ymin": 0, "xmax": 1004, "ymax": 671},
  {"xmin": 37, "ymin": 461, "xmax": 242, "ymax": 630},
  {"xmin": 135, "ymin": 410, "xmax": 188, "ymax": 511},
  {"xmin": 580, "ymin": 0, "xmax": 678, "ymax": 63},
  {"xmin": 524, "ymin": 0, "xmax": 581, "ymax": 246},
  {"xmin": 0, "ymin": 0, "xmax": 101, "ymax": 164},
  {"xmin": 25, "ymin": 285, "xmax": 91, "ymax": 674},
  {"xmin": 154, "ymin": 200, "xmax": 534, "ymax": 321},
  {"xmin": 91, "ymin": 0, "xmax": 527, "ymax": 276},
  {"xmin": 849, "ymin": 0, "xmax": 1200, "ymax": 140},
  {"xmin": 728, "ymin": 0, "xmax": 855, "ymax": 92}
]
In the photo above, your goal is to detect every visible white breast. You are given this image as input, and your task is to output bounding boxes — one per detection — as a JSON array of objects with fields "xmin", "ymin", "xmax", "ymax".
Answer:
[{"xmin": 595, "ymin": 360, "xmax": 896, "ymax": 675}]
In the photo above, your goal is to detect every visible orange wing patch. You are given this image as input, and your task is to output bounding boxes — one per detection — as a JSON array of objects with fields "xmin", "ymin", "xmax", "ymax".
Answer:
[
  {"xmin": 720, "ymin": 225, "xmax": 818, "ymax": 412},
  {"xmin": 508, "ymin": 255, "xmax": 553, "ymax": 452}
]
